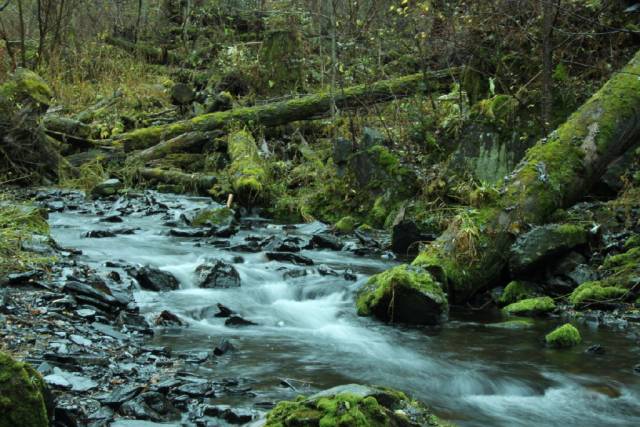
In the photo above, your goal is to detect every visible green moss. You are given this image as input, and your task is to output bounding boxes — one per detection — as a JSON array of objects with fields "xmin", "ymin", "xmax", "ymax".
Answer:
[
  {"xmin": 569, "ymin": 281, "xmax": 627, "ymax": 305},
  {"xmin": 0, "ymin": 352, "xmax": 49, "ymax": 427},
  {"xmin": 486, "ymin": 319, "xmax": 535, "ymax": 329},
  {"xmin": 502, "ymin": 296, "xmax": 556, "ymax": 316},
  {"xmin": 227, "ymin": 130, "xmax": 267, "ymax": 203},
  {"xmin": 472, "ymin": 94, "xmax": 519, "ymax": 126},
  {"xmin": 356, "ymin": 264, "xmax": 448, "ymax": 324},
  {"xmin": 335, "ymin": 216, "xmax": 357, "ymax": 234},
  {"xmin": 191, "ymin": 207, "xmax": 235, "ymax": 227},
  {"xmin": 498, "ymin": 281, "xmax": 536, "ymax": 306},
  {"xmin": 545, "ymin": 323, "xmax": 582, "ymax": 348},
  {"xmin": 0, "ymin": 198, "xmax": 52, "ymax": 276},
  {"xmin": 624, "ymin": 234, "xmax": 640, "ymax": 250},
  {"xmin": 265, "ymin": 385, "xmax": 453, "ymax": 427},
  {"xmin": 0, "ymin": 69, "xmax": 52, "ymax": 107},
  {"xmin": 603, "ymin": 247, "xmax": 640, "ymax": 270}
]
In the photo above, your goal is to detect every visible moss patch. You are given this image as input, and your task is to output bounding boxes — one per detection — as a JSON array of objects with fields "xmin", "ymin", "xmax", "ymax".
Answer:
[
  {"xmin": 265, "ymin": 384, "xmax": 453, "ymax": 427},
  {"xmin": 191, "ymin": 207, "xmax": 235, "ymax": 227},
  {"xmin": 545, "ymin": 324, "xmax": 582, "ymax": 348},
  {"xmin": 0, "ymin": 352, "xmax": 49, "ymax": 427},
  {"xmin": 498, "ymin": 281, "xmax": 537, "ymax": 306},
  {"xmin": 502, "ymin": 296, "xmax": 556, "ymax": 317},
  {"xmin": 335, "ymin": 216, "xmax": 357, "ymax": 234},
  {"xmin": 569, "ymin": 281, "xmax": 627, "ymax": 306}
]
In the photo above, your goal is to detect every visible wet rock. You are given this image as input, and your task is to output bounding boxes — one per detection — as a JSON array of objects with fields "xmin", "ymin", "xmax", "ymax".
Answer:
[
  {"xmin": 129, "ymin": 266, "xmax": 180, "ymax": 292},
  {"xmin": 100, "ymin": 214, "xmax": 123, "ymax": 223},
  {"xmin": 586, "ymin": 344, "xmax": 606, "ymax": 355},
  {"xmin": 215, "ymin": 303, "xmax": 234, "ymax": 318},
  {"xmin": 566, "ymin": 264, "xmax": 598, "ymax": 286},
  {"xmin": 44, "ymin": 367, "xmax": 97, "ymax": 392},
  {"xmin": 225, "ymin": 316, "xmax": 257, "ymax": 327},
  {"xmin": 356, "ymin": 264, "xmax": 448, "ymax": 325},
  {"xmin": 196, "ymin": 260, "xmax": 241, "ymax": 289},
  {"xmin": 265, "ymin": 252, "xmax": 314, "ymax": 266},
  {"xmin": 83, "ymin": 230, "xmax": 116, "ymax": 238},
  {"xmin": 213, "ymin": 338, "xmax": 235, "ymax": 356},
  {"xmin": 229, "ymin": 241, "xmax": 262, "ymax": 252},
  {"xmin": 116, "ymin": 311, "xmax": 153, "ymax": 335},
  {"xmin": 169, "ymin": 228, "xmax": 213, "ymax": 238},
  {"xmin": 120, "ymin": 391, "xmax": 180, "ymax": 421},
  {"xmin": 155, "ymin": 310, "xmax": 184, "ymax": 327},
  {"xmin": 99, "ymin": 384, "xmax": 145, "ymax": 408},
  {"xmin": 203, "ymin": 405, "xmax": 254, "ymax": 424},
  {"xmin": 266, "ymin": 383, "xmax": 449, "ymax": 427},
  {"xmin": 91, "ymin": 179, "xmax": 123, "ymax": 198},
  {"xmin": 391, "ymin": 220, "xmax": 435, "ymax": 256},
  {"xmin": 215, "ymin": 225, "xmax": 238, "ymax": 238},
  {"xmin": 509, "ymin": 224, "xmax": 589, "ymax": 274},
  {"xmin": 75, "ymin": 308, "xmax": 96, "ymax": 320},
  {"xmin": 176, "ymin": 381, "xmax": 214, "ymax": 398},
  {"xmin": 62, "ymin": 281, "xmax": 124, "ymax": 311},
  {"xmin": 307, "ymin": 233, "xmax": 343, "ymax": 251}
]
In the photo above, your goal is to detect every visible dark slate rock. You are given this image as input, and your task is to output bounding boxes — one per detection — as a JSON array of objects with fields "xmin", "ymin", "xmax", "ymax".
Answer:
[
  {"xmin": 214, "ymin": 303, "xmax": 234, "ymax": 318},
  {"xmin": 99, "ymin": 384, "xmax": 145, "ymax": 408},
  {"xmin": 307, "ymin": 234, "xmax": 343, "ymax": 251},
  {"xmin": 154, "ymin": 310, "xmax": 184, "ymax": 327},
  {"xmin": 196, "ymin": 260, "xmax": 240, "ymax": 289},
  {"xmin": 225, "ymin": 316, "xmax": 257, "ymax": 327},
  {"xmin": 129, "ymin": 266, "xmax": 180, "ymax": 292},
  {"xmin": 213, "ymin": 338, "xmax": 235, "ymax": 356},
  {"xmin": 265, "ymin": 252, "xmax": 314, "ymax": 266},
  {"xmin": 391, "ymin": 220, "xmax": 435, "ymax": 256}
]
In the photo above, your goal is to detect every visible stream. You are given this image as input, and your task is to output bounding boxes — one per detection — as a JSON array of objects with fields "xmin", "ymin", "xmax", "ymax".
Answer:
[{"xmin": 48, "ymin": 191, "xmax": 640, "ymax": 427}]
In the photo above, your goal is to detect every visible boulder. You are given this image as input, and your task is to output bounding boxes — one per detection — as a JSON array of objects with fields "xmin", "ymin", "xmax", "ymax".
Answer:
[
  {"xmin": 509, "ymin": 224, "xmax": 588, "ymax": 274},
  {"xmin": 265, "ymin": 384, "xmax": 451, "ymax": 427},
  {"xmin": 187, "ymin": 207, "xmax": 236, "ymax": 228},
  {"xmin": 170, "ymin": 83, "xmax": 195, "ymax": 106},
  {"xmin": 356, "ymin": 264, "xmax": 448, "ymax": 325},
  {"xmin": 498, "ymin": 281, "xmax": 538, "ymax": 306},
  {"xmin": 91, "ymin": 179, "xmax": 123, "ymax": 198},
  {"xmin": 129, "ymin": 266, "xmax": 180, "ymax": 292},
  {"xmin": 545, "ymin": 324, "xmax": 582, "ymax": 348},
  {"xmin": 391, "ymin": 220, "xmax": 435, "ymax": 256},
  {"xmin": 196, "ymin": 260, "xmax": 241, "ymax": 288},
  {"xmin": 0, "ymin": 352, "xmax": 50, "ymax": 427},
  {"xmin": 265, "ymin": 252, "xmax": 314, "ymax": 266}
]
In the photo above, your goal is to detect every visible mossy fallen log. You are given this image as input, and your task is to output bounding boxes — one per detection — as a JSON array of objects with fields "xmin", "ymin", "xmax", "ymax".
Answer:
[
  {"xmin": 116, "ymin": 69, "xmax": 458, "ymax": 151},
  {"xmin": 128, "ymin": 130, "xmax": 223, "ymax": 164},
  {"xmin": 406, "ymin": 49, "xmax": 640, "ymax": 303},
  {"xmin": 43, "ymin": 115, "xmax": 95, "ymax": 139},
  {"xmin": 137, "ymin": 167, "xmax": 216, "ymax": 194},
  {"xmin": 227, "ymin": 130, "xmax": 267, "ymax": 203},
  {"xmin": 105, "ymin": 35, "xmax": 181, "ymax": 65}
]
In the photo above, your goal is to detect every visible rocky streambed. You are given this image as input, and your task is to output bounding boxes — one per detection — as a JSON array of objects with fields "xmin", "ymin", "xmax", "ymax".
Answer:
[{"xmin": 1, "ymin": 189, "xmax": 640, "ymax": 426}]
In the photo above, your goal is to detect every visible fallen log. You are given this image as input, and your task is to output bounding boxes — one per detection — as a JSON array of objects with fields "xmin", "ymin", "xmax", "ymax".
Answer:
[
  {"xmin": 105, "ymin": 35, "xmax": 181, "ymax": 65},
  {"xmin": 43, "ymin": 115, "xmax": 95, "ymax": 139},
  {"xmin": 116, "ymin": 69, "xmax": 459, "ymax": 151},
  {"xmin": 137, "ymin": 167, "xmax": 216, "ymax": 194},
  {"xmin": 227, "ymin": 130, "xmax": 267, "ymax": 203},
  {"xmin": 74, "ymin": 89, "xmax": 123, "ymax": 123},
  {"xmin": 402, "ymin": 49, "xmax": 640, "ymax": 304},
  {"xmin": 128, "ymin": 130, "xmax": 224, "ymax": 164}
]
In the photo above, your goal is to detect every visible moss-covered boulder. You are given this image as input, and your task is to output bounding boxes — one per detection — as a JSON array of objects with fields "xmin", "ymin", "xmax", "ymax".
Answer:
[
  {"xmin": 0, "ymin": 352, "xmax": 50, "ymax": 427},
  {"xmin": 356, "ymin": 264, "xmax": 448, "ymax": 325},
  {"xmin": 335, "ymin": 216, "xmax": 357, "ymax": 234},
  {"xmin": 509, "ymin": 224, "xmax": 588, "ymax": 274},
  {"xmin": 502, "ymin": 296, "xmax": 556, "ymax": 317},
  {"xmin": 498, "ymin": 281, "xmax": 537, "ymax": 306},
  {"xmin": 190, "ymin": 207, "xmax": 236, "ymax": 227},
  {"xmin": 545, "ymin": 324, "xmax": 581, "ymax": 348},
  {"xmin": 569, "ymin": 281, "xmax": 627, "ymax": 306},
  {"xmin": 265, "ymin": 384, "xmax": 453, "ymax": 427}
]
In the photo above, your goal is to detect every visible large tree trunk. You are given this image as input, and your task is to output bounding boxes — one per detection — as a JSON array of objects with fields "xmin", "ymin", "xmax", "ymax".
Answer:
[
  {"xmin": 411, "ymin": 49, "xmax": 640, "ymax": 303},
  {"xmin": 128, "ymin": 131, "xmax": 223, "ymax": 164},
  {"xmin": 105, "ymin": 35, "xmax": 181, "ymax": 65},
  {"xmin": 115, "ymin": 69, "xmax": 458, "ymax": 152}
]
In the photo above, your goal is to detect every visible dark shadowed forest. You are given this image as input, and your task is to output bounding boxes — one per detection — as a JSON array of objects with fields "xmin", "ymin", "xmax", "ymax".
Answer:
[{"xmin": 1, "ymin": 1, "xmax": 640, "ymax": 426}]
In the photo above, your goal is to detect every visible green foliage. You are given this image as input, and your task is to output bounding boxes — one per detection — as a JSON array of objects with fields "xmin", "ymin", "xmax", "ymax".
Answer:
[
  {"xmin": 545, "ymin": 324, "xmax": 582, "ymax": 348},
  {"xmin": 0, "ymin": 352, "xmax": 49, "ymax": 427},
  {"xmin": 0, "ymin": 196, "xmax": 52, "ymax": 276}
]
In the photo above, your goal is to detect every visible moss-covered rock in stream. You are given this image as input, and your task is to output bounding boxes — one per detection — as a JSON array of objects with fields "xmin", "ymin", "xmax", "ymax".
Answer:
[
  {"xmin": 189, "ymin": 207, "xmax": 236, "ymax": 227},
  {"xmin": 498, "ymin": 281, "xmax": 537, "ymax": 306},
  {"xmin": 0, "ymin": 352, "xmax": 50, "ymax": 427},
  {"xmin": 265, "ymin": 384, "xmax": 453, "ymax": 427},
  {"xmin": 335, "ymin": 216, "xmax": 357, "ymax": 234},
  {"xmin": 356, "ymin": 264, "xmax": 448, "ymax": 325},
  {"xmin": 569, "ymin": 281, "xmax": 628, "ymax": 306},
  {"xmin": 502, "ymin": 296, "xmax": 556, "ymax": 317},
  {"xmin": 545, "ymin": 324, "xmax": 582, "ymax": 348}
]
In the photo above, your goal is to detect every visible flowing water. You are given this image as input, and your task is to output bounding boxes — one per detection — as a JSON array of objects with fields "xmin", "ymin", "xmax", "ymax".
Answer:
[{"xmin": 50, "ymin": 192, "xmax": 640, "ymax": 427}]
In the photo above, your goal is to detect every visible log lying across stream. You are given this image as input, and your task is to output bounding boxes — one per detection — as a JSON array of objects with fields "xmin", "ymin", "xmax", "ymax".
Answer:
[
  {"xmin": 116, "ymin": 69, "xmax": 459, "ymax": 152},
  {"xmin": 409, "ymin": 49, "xmax": 640, "ymax": 303}
]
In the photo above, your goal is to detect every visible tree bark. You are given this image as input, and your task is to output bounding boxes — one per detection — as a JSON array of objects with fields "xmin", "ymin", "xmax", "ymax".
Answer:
[
  {"xmin": 409, "ymin": 49, "xmax": 640, "ymax": 303},
  {"xmin": 105, "ymin": 35, "xmax": 181, "ymax": 65},
  {"xmin": 116, "ymin": 69, "xmax": 458, "ymax": 151},
  {"xmin": 128, "ymin": 130, "xmax": 223, "ymax": 164},
  {"xmin": 137, "ymin": 167, "xmax": 216, "ymax": 194}
]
